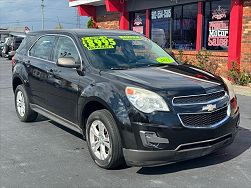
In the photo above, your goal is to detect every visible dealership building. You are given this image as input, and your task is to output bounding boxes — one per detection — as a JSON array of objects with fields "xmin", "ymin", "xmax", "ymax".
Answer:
[{"xmin": 69, "ymin": 0, "xmax": 251, "ymax": 73}]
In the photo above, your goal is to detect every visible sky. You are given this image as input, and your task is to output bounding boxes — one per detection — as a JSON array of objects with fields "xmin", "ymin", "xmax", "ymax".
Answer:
[{"xmin": 0, "ymin": 0, "xmax": 88, "ymax": 31}]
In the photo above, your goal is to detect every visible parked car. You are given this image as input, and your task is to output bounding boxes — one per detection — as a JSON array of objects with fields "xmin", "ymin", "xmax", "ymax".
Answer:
[
  {"xmin": 1, "ymin": 37, "xmax": 13, "ymax": 58},
  {"xmin": 12, "ymin": 29, "xmax": 240, "ymax": 169},
  {"xmin": 7, "ymin": 36, "xmax": 25, "ymax": 60},
  {"xmin": 0, "ymin": 42, "xmax": 5, "ymax": 57}
]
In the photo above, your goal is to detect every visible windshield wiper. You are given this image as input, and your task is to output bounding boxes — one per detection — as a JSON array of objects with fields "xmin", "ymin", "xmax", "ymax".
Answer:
[
  {"xmin": 110, "ymin": 67, "xmax": 129, "ymax": 70},
  {"xmin": 147, "ymin": 64, "xmax": 170, "ymax": 67}
]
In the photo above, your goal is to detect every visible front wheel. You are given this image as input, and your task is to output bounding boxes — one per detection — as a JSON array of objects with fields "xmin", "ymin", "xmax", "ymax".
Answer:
[{"xmin": 86, "ymin": 109, "xmax": 124, "ymax": 169}]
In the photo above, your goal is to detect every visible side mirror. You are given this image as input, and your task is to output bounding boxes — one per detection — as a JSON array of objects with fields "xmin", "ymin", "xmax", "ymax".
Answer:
[{"xmin": 57, "ymin": 57, "xmax": 80, "ymax": 69}]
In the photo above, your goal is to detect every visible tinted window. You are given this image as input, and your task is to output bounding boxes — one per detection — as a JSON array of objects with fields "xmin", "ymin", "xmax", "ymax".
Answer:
[
  {"xmin": 17, "ymin": 36, "xmax": 35, "ymax": 55},
  {"xmin": 16, "ymin": 37, "xmax": 27, "ymax": 53},
  {"xmin": 173, "ymin": 4, "xmax": 197, "ymax": 49},
  {"xmin": 29, "ymin": 35, "xmax": 55, "ymax": 60},
  {"xmin": 53, "ymin": 36, "xmax": 80, "ymax": 64}
]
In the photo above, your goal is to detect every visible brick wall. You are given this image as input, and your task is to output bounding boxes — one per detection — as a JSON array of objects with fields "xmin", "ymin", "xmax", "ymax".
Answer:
[
  {"xmin": 172, "ymin": 50, "xmax": 229, "ymax": 76},
  {"xmin": 241, "ymin": 0, "xmax": 251, "ymax": 71},
  {"xmin": 96, "ymin": 12, "xmax": 120, "ymax": 29}
]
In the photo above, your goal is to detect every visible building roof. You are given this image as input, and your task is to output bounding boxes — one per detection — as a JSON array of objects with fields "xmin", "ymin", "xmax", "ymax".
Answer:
[
  {"xmin": 28, "ymin": 29, "xmax": 140, "ymax": 36},
  {"xmin": 69, "ymin": 0, "xmax": 104, "ymax": 7}
]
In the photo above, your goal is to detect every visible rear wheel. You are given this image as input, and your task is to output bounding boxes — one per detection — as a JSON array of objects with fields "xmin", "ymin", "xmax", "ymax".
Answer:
[
  {"xmin": 15, "ymin": 85, "xmax": 38, "ymax": 122},
  {"xmin": 86, "ymin": 109, "xmax": 124, "ymax": 169}
]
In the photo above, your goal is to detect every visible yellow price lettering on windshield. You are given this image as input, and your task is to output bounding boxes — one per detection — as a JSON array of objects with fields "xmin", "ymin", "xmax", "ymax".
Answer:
[
  {"xmin": 82, "ymin": 36, "xmax": 116, "ymax": 50},
  {"xmin": 119, "ymin": 36, "xmax": 142, "ymax": 40},
  {"xmin": 156, "ymin": 57, "xmax": 175, "ymax": 64}
]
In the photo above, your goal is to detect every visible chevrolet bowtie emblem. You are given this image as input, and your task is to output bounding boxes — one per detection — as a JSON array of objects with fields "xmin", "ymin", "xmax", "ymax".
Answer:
[{"xmin": 202, "ymin": 104, "xmax": 217, "ymax": 112}]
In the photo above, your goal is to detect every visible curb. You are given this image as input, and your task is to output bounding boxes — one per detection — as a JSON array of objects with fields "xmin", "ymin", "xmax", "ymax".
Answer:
[{"xmin": 233, "ymin": 85, "xmax": 251, "ymax": 97}]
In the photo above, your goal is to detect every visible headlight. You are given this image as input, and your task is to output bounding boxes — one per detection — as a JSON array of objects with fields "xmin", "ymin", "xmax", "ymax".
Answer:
[
  {"xmin": 221, "ymin": 77, "xmax": 235, "ymax": 99},
  {"xmin": 125, "ymin": 87, "xmax": 170, "ymax": 113}
]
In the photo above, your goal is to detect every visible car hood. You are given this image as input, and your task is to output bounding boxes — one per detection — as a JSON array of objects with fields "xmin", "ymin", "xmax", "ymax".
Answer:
[{"xmin": 106, "ymin": 64, "xmax": 225, "ymax": 96}]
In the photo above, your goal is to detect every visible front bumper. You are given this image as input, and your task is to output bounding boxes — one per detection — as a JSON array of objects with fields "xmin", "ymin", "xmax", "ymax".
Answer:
[
  {"xmin": 121, "ymin": 108, "xmax": 240, "ymax": 167},
  {"xmin": 124, "ymin": 132, "xmax": 236, "ymax": 167}
]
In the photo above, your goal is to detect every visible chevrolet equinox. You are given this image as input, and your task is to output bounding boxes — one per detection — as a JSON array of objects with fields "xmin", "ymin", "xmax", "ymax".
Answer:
[{"xmin": 12, "ymin": 29, "xmax": 240, "ymax": 169}]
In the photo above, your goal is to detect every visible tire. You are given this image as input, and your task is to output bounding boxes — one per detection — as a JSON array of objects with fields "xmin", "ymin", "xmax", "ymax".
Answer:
[
  {"xmin": 86, "ymin": 109, "xmax": 124, "ymax": 169},
  {"xmin": 15, "ymin": 84, "xmax": 38, "ymax": 122}
]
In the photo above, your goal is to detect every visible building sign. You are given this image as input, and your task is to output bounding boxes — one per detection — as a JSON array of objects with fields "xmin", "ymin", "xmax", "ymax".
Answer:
[
  {"xmin": 24, "ymin": 26, "xmax": 30, "ymax": 33},
  {"xmin": 212, "ymin": 6, "xmax": 227, "ymax": 20},
  {"xmin": 152, "ymin": 8, "xmax": 172, "ymax": 20},
  {"xmin": 208, "ymin": 5, "xmax": 229, "ymax": 48},
  {"xmin": 208, "ymin": 20, "xmax": 229, "ymax": 47},
  {"xmin": 133, "ymin": 26, "xmax": 144, "ymax": 34},
  {"xmin": 134, "ymin": 15, "xmax": 142, "ymax": 26}
]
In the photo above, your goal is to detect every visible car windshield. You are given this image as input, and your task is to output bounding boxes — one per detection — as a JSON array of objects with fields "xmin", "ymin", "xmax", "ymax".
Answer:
[{"xmin": 79, "ymin": 35, "xmax": 177, "ymax": 70}]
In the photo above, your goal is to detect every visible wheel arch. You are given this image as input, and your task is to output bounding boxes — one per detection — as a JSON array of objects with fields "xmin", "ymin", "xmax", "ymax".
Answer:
[
  {"xmin": 78, "ymin": 83, "xmax": 135, "ymax": 149},
  {"xmin": 12, "ymin": 76, "xmax": 24, "ymax": 93},
  {"xmin": 78, "ymin": 95, "xmax": 133, "ymax": 148},
  {"xmin": 80, "ymin": 97, "xmax": 116, "ymax": 131}
]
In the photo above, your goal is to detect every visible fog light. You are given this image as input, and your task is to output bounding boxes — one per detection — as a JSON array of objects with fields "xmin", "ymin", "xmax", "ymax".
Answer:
[{"xmin": 140, "ymin": 131, "xmax": 169, "ymax": 148}]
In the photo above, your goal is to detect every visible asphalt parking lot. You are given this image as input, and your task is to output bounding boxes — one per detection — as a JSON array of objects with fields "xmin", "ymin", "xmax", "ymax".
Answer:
[{"xmin": 0, "ymin": 57, "xmax": 251, "ymax": 188}]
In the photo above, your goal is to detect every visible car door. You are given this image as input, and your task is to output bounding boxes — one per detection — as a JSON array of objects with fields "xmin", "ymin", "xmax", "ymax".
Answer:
[
  {"xmin": 45, "ymin": 35, "xmax": 81, "ymax": 124},
  {"xmin": 27, "ymin": 35, "xmax": 56, "ymax": 108}
]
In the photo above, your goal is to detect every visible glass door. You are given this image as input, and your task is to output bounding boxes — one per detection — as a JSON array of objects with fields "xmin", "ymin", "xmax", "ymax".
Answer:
[{"xmin": 151, "ymin": 7, "xmax": 172, "ymax": 48}]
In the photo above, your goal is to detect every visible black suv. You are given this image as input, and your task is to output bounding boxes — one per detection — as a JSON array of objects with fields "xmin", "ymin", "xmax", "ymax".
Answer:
[{"xmin": 12, "ymin": 29, "xmax": 240, "ymax": 169}]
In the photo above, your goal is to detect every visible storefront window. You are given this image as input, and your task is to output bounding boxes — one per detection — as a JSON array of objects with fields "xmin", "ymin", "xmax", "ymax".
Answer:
[
  {"xmin": 173, "ymin": 4, "xmax": 197, "ymax": 49},
  {"xmin": 151, "ymin": 7, "xmax": 172, "ymax": 48},
  {"xmin": 172, "ymin": 6, "xmax": 183, "ymax": 49},
  {"xmin": 150, "ymin": 3, "xmax": 197, "ymax": 50},
  {"xmin": 203, "ymin": 0, "xmax": 231, "ymax": 51},
  {"xmin": 130, "ymin": 11, "xmax": 146, "ymax": 35}
]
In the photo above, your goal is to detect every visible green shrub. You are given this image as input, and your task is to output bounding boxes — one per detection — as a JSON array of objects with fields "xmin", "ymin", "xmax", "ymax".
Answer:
[
  {"xmin": 87, "ymin": 18, "xmax": 95, "ymax": 28},
  {"xmin": 176, "ymin": 49, "xmax": 184, "ymax": 62},
  {"xmin": 175, "ymin": 49, "xmax": 192, "ymax": 64},
  {"xmin": 195, "ymin": 49, "xmax": 219, "ymax": 74},
  {"xmin": 228, "ymin": 61, "xmax": 251, "ymax": 86}
]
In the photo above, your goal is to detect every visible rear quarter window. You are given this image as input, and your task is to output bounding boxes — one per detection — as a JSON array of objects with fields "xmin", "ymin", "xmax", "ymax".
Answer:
[{"xmin": 16, "ymin": 36, "xmax": 35, "ymax": 55}]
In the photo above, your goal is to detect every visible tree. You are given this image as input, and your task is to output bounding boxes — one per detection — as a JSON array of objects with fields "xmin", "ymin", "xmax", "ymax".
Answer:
[
  {"xmin": 87, "ymin": 18, "xmax": 95, "ymax": 28},
  {"xmin": 55, "ymin": 24, "xmax": 63, "ymax": 29}
]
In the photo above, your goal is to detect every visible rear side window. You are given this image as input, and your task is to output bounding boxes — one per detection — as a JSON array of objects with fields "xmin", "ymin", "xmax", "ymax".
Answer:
[
  {"xmin": 16, "ymin": 37, "xmax": 27, "ymax": 53},
  {"xmin": 53, "ymin": 36, "xmax": 80, "ymax": 64},
  {"xmin": 17, "ymin": 36, "xmax": 35, "ymax": 55},
  {"xmin": 29, "ymin": 35, "xmax": 55, "ymax": 61}
]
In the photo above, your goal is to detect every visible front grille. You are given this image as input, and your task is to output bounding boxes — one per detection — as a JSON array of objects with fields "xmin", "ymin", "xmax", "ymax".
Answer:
[
  {"xmin": 179, "ymin": 106, "xmax": 228, "ymax": 128},
  {"xmin": 173, "ymin": 91, "xmax": 225, "ymax": 105}
]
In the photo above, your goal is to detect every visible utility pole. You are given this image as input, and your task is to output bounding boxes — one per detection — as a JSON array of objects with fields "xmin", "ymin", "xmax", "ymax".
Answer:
[
  {"xmin": 76, "ymin": 8, "xmax": 80, "ymax": 28},
  {"xmin": 57, "ymin": 16, "xmax": 63, "ymax": 29},
  {"xmin": 41, "ymin": 0, "xmax": 45, "ymax": 30}
]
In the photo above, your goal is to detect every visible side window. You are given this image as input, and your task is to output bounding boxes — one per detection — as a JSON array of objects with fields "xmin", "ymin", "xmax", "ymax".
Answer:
[
  {"xmin": 53, "ymin": 36, "xmax": 80, "ymax": 64},
  {"xmin": 16, "ymin": 37, "xmax": 27, "ymax": 54},
  {"xmin": 29, "ymin": 36, "xmax": 55, "ymax": 60}
]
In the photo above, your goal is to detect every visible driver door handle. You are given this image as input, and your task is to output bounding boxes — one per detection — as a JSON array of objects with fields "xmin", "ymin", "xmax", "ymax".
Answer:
[
  {"xmin": 45, "ymin": 67, "xmax": 54, "ymax": 74},
  {"xmin": 24, "ymin": 60, "xmax": 31, "ymax": 67}
]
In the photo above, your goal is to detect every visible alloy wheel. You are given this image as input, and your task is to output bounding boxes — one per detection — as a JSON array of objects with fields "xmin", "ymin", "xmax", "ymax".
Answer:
[
  {"xmin": 16, "ymin": 90, "xmax": 25, "ymax": 117},
  {"xmin": 89, "ymin": 120, "xmax": 111, "ymax": 160}
]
